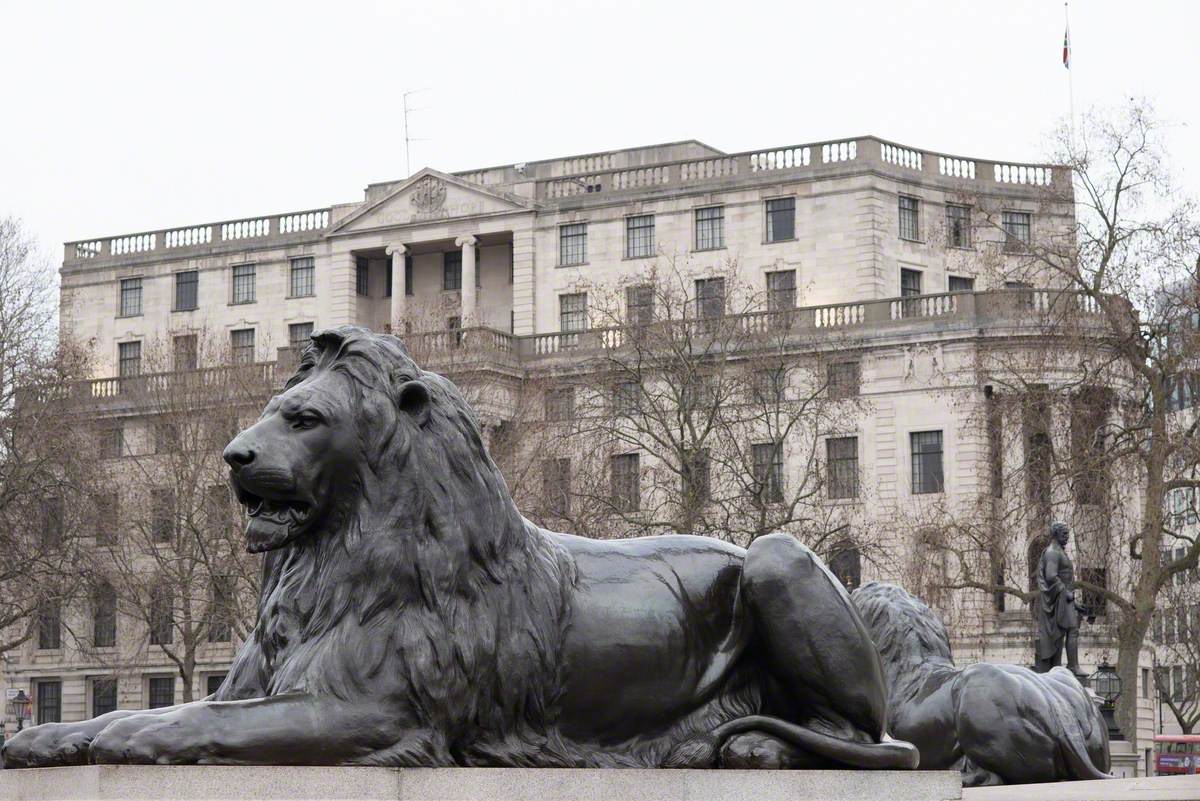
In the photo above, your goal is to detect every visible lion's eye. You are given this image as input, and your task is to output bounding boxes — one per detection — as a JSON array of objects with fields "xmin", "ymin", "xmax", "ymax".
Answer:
[{"xmin": 290, "ymin": 414, "xmax": 321, "ymax": 431}]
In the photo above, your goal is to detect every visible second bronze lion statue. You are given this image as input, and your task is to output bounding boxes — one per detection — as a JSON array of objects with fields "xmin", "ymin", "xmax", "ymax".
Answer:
[
  {"xmin": 4, "ymin": 326, "xmax": 916, "ymax": 770},
  {"xmin": 852, "ymin": 582, "xmax": 1110, "ymax": 785}
]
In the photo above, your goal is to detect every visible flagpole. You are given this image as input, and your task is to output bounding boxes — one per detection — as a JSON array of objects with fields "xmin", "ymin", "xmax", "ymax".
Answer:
[{"xmin": 1065, "ymin": 2, "xmax": 1075, "ymax": 147}]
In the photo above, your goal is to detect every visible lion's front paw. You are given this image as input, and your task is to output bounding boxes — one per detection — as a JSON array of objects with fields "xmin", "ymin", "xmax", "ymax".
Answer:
[
  {"xmin": 2, "ymin": 723, "xmax": 94, "ymax": 768},
  {"xmin": 90, "ymin": 713, "xmax": 207, "ymax": 765}
]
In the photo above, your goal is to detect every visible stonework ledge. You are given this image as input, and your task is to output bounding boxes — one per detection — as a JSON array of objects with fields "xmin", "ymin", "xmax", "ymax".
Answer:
[
  {"xmin": 0, "ymin": 766, "xmax": 962, "ymax": 801},
  {"xmin": 963, "ymin": 775, "xmax": 1200, "ymax": 801}
]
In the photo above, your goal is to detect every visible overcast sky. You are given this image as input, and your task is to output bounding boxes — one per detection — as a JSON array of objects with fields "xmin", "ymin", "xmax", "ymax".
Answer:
[{"xmin": 2, "ymin": 0, "xmax": 1197, "ymax": 267}]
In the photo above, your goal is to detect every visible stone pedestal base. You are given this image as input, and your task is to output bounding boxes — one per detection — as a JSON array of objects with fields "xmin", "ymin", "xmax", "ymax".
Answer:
[{"xmin": 0, "ymin": 766, "xmax": 962, "ymax": 801}]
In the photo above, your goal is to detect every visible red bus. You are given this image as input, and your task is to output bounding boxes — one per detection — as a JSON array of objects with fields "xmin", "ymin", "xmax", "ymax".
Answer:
[{"xmin": 1155, "ymin": 734, "xmax": 1200, "ymax": 775}]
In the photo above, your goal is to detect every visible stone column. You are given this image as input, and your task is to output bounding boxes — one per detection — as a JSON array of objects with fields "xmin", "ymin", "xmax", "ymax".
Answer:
[
  {"xmin": 456, "ymin": 234, "xmax": 477, "ymax": 325},
  {"xmin": 386, "ymin": 243, "xmax": 407, "ymax": 332}
]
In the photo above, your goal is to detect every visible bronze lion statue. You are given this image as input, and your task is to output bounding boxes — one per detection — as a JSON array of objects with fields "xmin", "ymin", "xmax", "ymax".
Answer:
[
  {"xmin": 851, "ymin": 582, "xmax": 1110, "ymax": 785},
  {"xmin": 5, "ymin": 326, "xmax": 917, "ymax": 770}
]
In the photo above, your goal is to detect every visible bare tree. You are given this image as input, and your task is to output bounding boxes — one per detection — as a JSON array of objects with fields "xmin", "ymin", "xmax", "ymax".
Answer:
[{"xmin": 1155, "ymin": 556, "xmax": 1200, "ymax": 733}]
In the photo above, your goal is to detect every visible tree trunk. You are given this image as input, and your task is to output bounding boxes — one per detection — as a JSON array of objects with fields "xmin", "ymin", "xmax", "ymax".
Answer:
[{"xmin": 1115, "ymin": 616, "xmax": 1148, "ymax": 746}]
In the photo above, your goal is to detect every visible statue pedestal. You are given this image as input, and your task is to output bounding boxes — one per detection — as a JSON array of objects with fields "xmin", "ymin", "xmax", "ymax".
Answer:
[{"xmin": 0, "ymin": 765, "xmax": 963, "ymax": 800}]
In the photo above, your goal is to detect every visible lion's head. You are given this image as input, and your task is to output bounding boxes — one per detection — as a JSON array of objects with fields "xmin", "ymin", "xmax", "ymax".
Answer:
[{"xmin": 222, "ymin": 325, "xmax": 500, "ymax": 554}]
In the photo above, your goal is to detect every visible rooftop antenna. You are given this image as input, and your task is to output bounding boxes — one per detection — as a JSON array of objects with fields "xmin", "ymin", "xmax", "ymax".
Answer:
[{"xmin": 402, "ymin": 88, "xmax": 432, "ymax": 177}]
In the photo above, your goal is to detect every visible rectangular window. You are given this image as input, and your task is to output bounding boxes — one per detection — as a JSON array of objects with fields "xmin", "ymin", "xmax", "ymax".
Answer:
[
  {"xmin": 611, "ymin": 453, "xmax": 640, "ymax": 512},
  {"xmin": 682, "ymin": 448, "xmax": 711, "ymax": 504},
  {"xmin": 443, "ymin": 251, "xmax": 462, "ymax": 290},
  {"xmin": 559, "ymin": 292, "xmax": 588, "ymax": 335},
  {"xmin": 95, "ymin": 492, "xmax": 119, "ymax": 546},
  {"xmin": 899, "ymin": 196, "xmax": 920, "ymax": 241},
  {"xmin": 1002, "ymin": 211, "xmax": 1032, "ymax": 251},
  {"xmin": 355, "ymin": 256, "xmax": 369, "ymax": 296},
  {"xmin": 911, "ymin": 431, "xmax": 945, "ymax": 494},
  {"xmin": 148, "ymin": 677, "xmax": 175, "ymax": 709},
  {"xmin": 288, "ymin": 322, "xmax": 313, "ymax": 353},
  {"xmin": 173, "ymin": 271, "xmax": 198, "ymax": 311},
  {"xmin": 826, "ymin": 436, "xmax": 860, "ymax": 499},
  {"xmin": 625, "ymin": 215, "xmax": 655, "ymax": 259},
  {"xmin": 208, "ymin": 576, "xmax": 233, "ymax": 643},
  {"xmin": 695, "ymin": 206, "xmax": 725, "ymax": 250},
  {"xmin": 118, "ymin": 341, "xmax": 142, "ymax": 378},
  {"xmin": 102, "ymin": 425, "xmax": 124, "ymax": 459},
  {"xmin": 613, "ymin": 381, "xmax": 640, "ymax": 416},
  {"xmin": 36, "ymin": 680, "xmax": 61, "ymax": 724},
  {"xmin": 93, "ymin": 582, "xmax": 117, "ymax": 648},
  {"xmin": 766, "ymin": 197, "xmax": 796, "ymax": 242},
  {"xmin": 287, "ymin": 257, "xmax": 314, "ymax": 298},
  {"xmin": 753, "ymin": 442, "xmax": 784, "ymax": 504},
  {"xmin": 207, "ymin": 675, "xmax": 226, "ymax": 697},
  {"xmin": 767, "ymin": 270, "xmax": 796, "ymax": 313},
  {"xmin": 91, "ymin": 677, "xmax": 117, "ymax": 718},
  {"xmin": 946, "ymin": 204, "xmax": 971, "ymax": 248},
  {"xmin": 1078, "ymin": 567, "xmax": 1108, "ymax": 618},
  {"xmin": 172, "ymin": 335, "xmax": 197, "ymax": 371},
  {"xmin": 38, "ymin": 600, "xmax": 61, "ymax": 649},
  {"xmin": 827, "ymin": 361, "xmax": 861, "ymax": 399},
  {"xmin": 42, "ymin": 497, "xmax": 63, "ymax": 550},
  {"xmin": 900, "ymin": 268, "xmax": 923, "ymax": 297},
  {"xmin": 230, "ymin": 328, "xmax": 255, "ymax": 365},
  {"xmin": 753, "ymin": 367, "xmax": 786, "ymax": 404},
  {"xmin": 149, "ymin": 585, "xmax": 174, "ymax": 645},
  {"xmin": 948, "ymin": 275, "xmax": 975, "ymax": 293},
  {"xmin": 695, "ymin": 278, "xmax": 726, "ymax": 320},
  {"xmin": 119, "ymin": 278, "xmax": 143, "ymax": 317},
  {"xmin": 987, "ymin": 391, "xmax": 1004, "ymax": 498},
  {"xmin": 544, "ymin": 387, "xmax": 575, "ymax": 422},
  {"xmin": 231, "ymin": 264, "xmax": 256, "ymax": 304},
  {"xmin": 542, "ymin": 458, "xmax": 571, "ymax": 517},
  {"xmin": 559, "ymin": 223, "xmax": 587, "ymax": 266},
  {"xmin": 151, "ymin": 488, "xmax": 176, "ymax": 542},
  {"xmin": 626, "ymin": 284, "xmax": 655, "ymax": 326}
]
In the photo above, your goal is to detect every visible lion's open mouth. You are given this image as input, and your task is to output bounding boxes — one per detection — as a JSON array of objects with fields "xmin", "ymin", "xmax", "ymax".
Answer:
[{"xmin": 236, "ymin": 488, "xmax": 314, "ymax": 553}]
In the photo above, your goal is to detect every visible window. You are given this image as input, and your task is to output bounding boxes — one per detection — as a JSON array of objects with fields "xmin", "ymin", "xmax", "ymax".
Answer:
[
  {"xmin": 288, "ymin": 257, "xmax": 314, "ymax": 298},
  {"xmin": 230, "ymin": 328, "xmax": 255, "ymax": 365},
  {"xmin": 118, "ymin": 341, "xmax": 142, "ymax": 378},
  {"xmin": 827, "ymin": 437, "xmax": 859, "ymax": 499},
  {"xmin": 542, "ymin": 458, "xmax": 571, "ymax": 517},
  {"xmin": 613, "ymin": 381, "xmax": 640, "ymax": 416},
  {"xmin": 173, "ymin": 271, "xmax": 198, "ymax": 311},
  {"xmin": 119, "ymin": 278, "xmax": 143, "ymax": 317},
  {"xmin": 987, "ymin": 391, "xmax": 1003, "ymax": 498},
  {"xmin": 288, "ymin": 322, "xmax": 314, "ymax": 353},
  {"xmin": 355, "ymin": 256, "xmax": 369, "ymax": 296},
  {"xmin": 625, "ymin": 215, "xmax": 655, "ymax": 258},
  {"xmin": 148, "ymin": 677, "xmax": 175, "ymax": 709},
  {"xmin": 829, "ymin": 540, "xmax": 862, "ymax": 590},
  {"xmin": 1002, "ymin": 211, "xmax": 1032, "ymax": 251},
  {"xmin": 149, "ymin": 585, "xmax": 174, "ymax": 645},
  {"xmin": 95, "ymin": 492, "xmax": 119, "ymax": 546},
  {"xmin": 154, "ymin": 421, "xmax": 180, "ymax": 454},
  {"xmin": 682, "ymin": 448, "xmax": 711, "ymax": 504},
  {"xmin": 559, "ymin": 223, "xmax": 587, "ymax": 266},
  {"xmin": 611, "ymin": 453, "xmax": 640, "ymax": 512},
  {"xmin": 231, "ymin": 264, "xmax": 256, "ymax": 304},
  {"xmin": 753, "ymin": 442, "xmax": 784, "ymax": 504},
  {"xmin": 559, "ymin": 292, "xmax": 587, "ymax": 337},
  {"xmin": 1078, "ymin": 567, "xmax": 1108, "ymax": 618},
  {"xmin": 544, "ymin": 387, "xmax": 575, "ymax": 422},
  {"xmin": 626, "ymin": 284, "xmax": 655, "ymax": 326},
  {"xmin": 207, "ymin": 675, "xmax": 226, "ymax": 697},
  {"xmin": 36, "ymin": 680, "xmax": 61, "ymax": 724},
  {"xmin": 766, "ymin": 197, "xmax": 796, "ymax": 242},
  {"xmin": 695, "ymin": 278, "xmax": 726, "ymax": 320},
  {"xmin": 827, "ymin": 361, "xmax": 861, "ymax": 399},
  {"xmin": 900, "ymin": 268, "xmax": 923, "ymax": 297},
  {"xmin": 42, "ymin": 497, "xmax": 62, "ymax": 550},
  {"xmin": 695, "ymin": 206, "xmax": 724, "ymax": 250},
  {"xmin": 101, "ymin": 425, "xmax": 124, "ymax": 459},
  {"xmin": 173, "ymin": 335, "xmax": 198, "ymax": 371},
  {"xmin": 946, "ymin": 204, "xmax": 971, "ymax": 248},
  {"xmin": 443, "ymin": 251, "xmax": 462, "ymax": 290},
  {"xmin": 93, "ymin": 582, "xmax": 117, "ymax": 648},
  {"xmin": 767, "ymin": 270, "xmax": 796, "ymax": 313},
  {"xmin": 753, "ymin": 367, "xmax": 786, "ymax": 404},
  {"xmin": 1142, "ymin": 668, "xmax": 1150, "ymax": 700},
  {"xmin": 898, "ymin": 196, "xmax": 920, "ymax": 241},
  {"xmin": 208, "ymin": 576, "xmax": 233, "ymax": 643},
  {"xmin": 91, "ymin": 677, "xmax": 117, "ymax": 718},
  {"xmin": 911, "ymin": 431, "xmax": 945, "ymax": 494},
  {"xmin": 948, "ymin": 275, "xmax": 975, "ymax": 293},
  {"xmin": 1026, "ymin": 389, "xmax": 1052, "ymax": 519},
  {"xmin": 38, "ymin": 600, "xmax": 61, "ymax": 649},
  {"xmin": 151, "ymin": 488, "xmax": 176, "ymax": 543},
  {"xmin": 1071, "ymin": 389, "xmax": 1110, "ymax": 506}
]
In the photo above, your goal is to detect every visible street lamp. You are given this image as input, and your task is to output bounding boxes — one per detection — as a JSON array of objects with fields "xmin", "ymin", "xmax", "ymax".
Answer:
[
  {"xmin": 9, "ymin": 689, "xmax": 31, "ymax": 732},
  {"xmin": 1089, "ymin": 662, "xmax": 1124, "ymax": 741}
]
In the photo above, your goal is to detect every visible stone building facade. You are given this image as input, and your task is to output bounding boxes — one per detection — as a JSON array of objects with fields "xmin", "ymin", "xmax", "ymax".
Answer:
[{"xmin": 3, "ymin": 134, "xmax": 1158, "ymax": 763}]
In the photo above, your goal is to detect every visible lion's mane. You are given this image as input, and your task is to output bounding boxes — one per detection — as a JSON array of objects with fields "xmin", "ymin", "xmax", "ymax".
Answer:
[
  {"xmin": 851, "ymin": 582, "xmax": 954, "ymax": 692},
  {"xmin": 242, "ymin": 326, "xmax": 578, "ymax": 766}
]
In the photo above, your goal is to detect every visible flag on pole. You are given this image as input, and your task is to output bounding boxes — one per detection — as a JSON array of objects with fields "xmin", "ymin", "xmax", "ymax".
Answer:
[{"xmin": 1063, "ymin": 24, "xmax": 1071, "ymax": 68}]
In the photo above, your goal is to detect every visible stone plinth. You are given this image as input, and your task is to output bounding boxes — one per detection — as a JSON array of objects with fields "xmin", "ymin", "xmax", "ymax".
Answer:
[
  {"xmin": 963, "ymin": 775, "xmax": 1200, "ymax": 800},
  {"xmin": 0, "ymin": 766, "xmax": 962, "ymax": 801}
]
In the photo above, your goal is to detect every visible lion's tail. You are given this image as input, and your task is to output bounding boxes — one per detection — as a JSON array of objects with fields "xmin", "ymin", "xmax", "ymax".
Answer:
[
  {"xmin": 708, "ymin": 715, "xmax": 920, "ymax": 770},
  {"xmin": 1045, "ymin": 675, "xmax": 1111, "ymax": 781}
]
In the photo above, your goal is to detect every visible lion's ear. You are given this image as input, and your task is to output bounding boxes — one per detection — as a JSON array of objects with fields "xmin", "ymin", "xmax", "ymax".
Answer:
[{"xmin": 396, "ymin": 380, "xmax": 431, "ymax": 427}]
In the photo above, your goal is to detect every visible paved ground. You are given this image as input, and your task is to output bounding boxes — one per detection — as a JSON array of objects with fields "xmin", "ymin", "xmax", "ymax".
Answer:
[{"xmin": 964, "ymin": 775, "xmax": 1200, "ymax": 801}]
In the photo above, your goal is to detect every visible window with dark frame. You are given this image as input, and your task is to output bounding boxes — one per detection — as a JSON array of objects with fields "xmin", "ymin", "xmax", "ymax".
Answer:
[
  {"xmin": 613, "ymin": 381, "xmax": 640, "ymax": 416},
  {"xmin": 626, "ymin": 215, "xmax": 655, "ymax": 259},
  {"xmin": 611, "ymin": 453, "xmax": 640, "ymax": 512},
  {"xmin": 544, "ymin": 387, "xmax": 575, "ymax": 422},
  {"xmin": 149, "ymin": 586, "xmax": 174, "ymax": 645},
  {"xmin": 173, "ymin": 271, "xmax": 198, "ymax": 311},
  {"xmin": 118, "ymin": 341, "xmax": 142, "ymax": 378},
  {"xmin": 288, "ymin": 322, "xmax": 314, "ymax": 353},
  {"xmin": 148, "ymin": 677, "xmax": 175, "ymax": 709},
  {"xmin": 898, "ymin": 196, "xmax": 920, "ymax": 241},
  {"xmin": 119, "ymin": 278, "xmax": 143, "ymax": 317},
  {"xmin": 208, "ymin": 576, "xmax": 233, "ymax": 643},
  {"xmin": 827, "ymin": 361, "xmax": 861, "ymax": 399},
  {"xmin": 826, "ymin": 437, "xmax": 859, "ymax": 499},
  {"xmin": 752, "ymin": 442, "xmax": 784, "ymax": 504},
  {"xmin": 173, "ymin": 334, "xmax": 198, "ymax": 371},
  {"xmin": 559, "ymin": 223, "xmax": 587, "ymax": 266},
  {"xmin": 42, "ymin": 497, "xmax": 63, "ymax": 550},
  {"xmin": 150, "ymin": 488, "xmax": 176, "ymax": 543},
  {"xmin": 911, "ymin": 430, "xmax": 945, "ymax": 494},
  {"xmin": 91, "ymin": 677, "xmax": 117, "ymax": 718},
  {"xmin": 695, "ymin": 206, "xmax": 724, "ymax": 250},
  {"xmin": 682, "ymin": 448, "xmax": 711, "ymax": 505},
  {"xmin": 206, "ymin": 675, "xmax": 226, "ymax": 697},
  {"xmin": 766, "ymin": 197, "xmax": 796, "ymax": 242},
  {"xmin": 559, "ymin": 293, "xmax": 587, "ymax": 342},
  {"xmin": 38, "ymin": 600, "xmax": 61, "ymax": 649},
  {"xmin": 36, "ymin": 680, "xmax": 61, "ymax": 724},
  {"xmin": 753, "ymin": 367, "xmax": 786, "ymax": 404},
  {"xmin": 155, "ymin": 420, "xmax": 179, "ymax": 453},
  {"xmin": 695, "ymin": 277, "xmax": 726, "ymax": 320},
  {"xmin": 101, "ymin": 425, "xmax": 124, "ymax": 459},
  {"xmin": 231, "ymin": 264, "xmax": 256, "ymax": 304},
  {"xmin": 828, "ymin": 540, "xmax": 862, "ymax": 590},
  {"xmin": 1002, "ymin": 211, "xmax": 1032, "ymax": 250},
  {"xmin": 230, "ymin": 328, "xmax": 255, "ymax": 365},
  {"xmin": 95, "ymin": 492, "xmax": 118, "ymax": 546},
  {"xmin": 900, "ymin": 268, "xmax": 923, "ymax": 297},
  {"xmin": 948, "ymin": 275, "xmax": 975, "ymax": 293},
  {"xmin": 288, "ymin": 257, "xmax": 314, "ymax": 298},
  {"xmin": 355, "ymin": 256, "xmax": 370, "ymax": 296},
  {"xmin": 767, "ymin": 270, "xmax": 796, "ymax": 313},
  {"xmin": 626, "ymin": 284, "xmax": 655, "ymax": 326},
  {"xmin": 542, "ymin": 458, "xmax": 571, "ymax": 517},
  {"xmin": 443, "ymin": 251, "xmax": 462, "ymax": 290},
  {"xmin": 946, "ymin": 204, "xmax": 971, "ymax": 248},
  {"xmin": 93, "ymin": 581, "xmax": 117, "ymax": 647}
]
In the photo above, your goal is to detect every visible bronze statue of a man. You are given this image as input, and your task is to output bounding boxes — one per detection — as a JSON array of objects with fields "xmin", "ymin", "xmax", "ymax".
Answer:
[{"xmin": 1034, "ymin": 521, "xmax": 1087, "ymax": 675}]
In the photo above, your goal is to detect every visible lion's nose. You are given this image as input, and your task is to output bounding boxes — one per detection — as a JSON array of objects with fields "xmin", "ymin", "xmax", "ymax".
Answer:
[{"xmin": 223, "ymin": 439, "xmax": 255, "ymax": 471}]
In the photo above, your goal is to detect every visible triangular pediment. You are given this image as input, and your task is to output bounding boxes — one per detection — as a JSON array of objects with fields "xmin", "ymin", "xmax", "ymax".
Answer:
[{"xmin": 330, "ymin": 169, "xmax": 534, "ymax": 234}]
